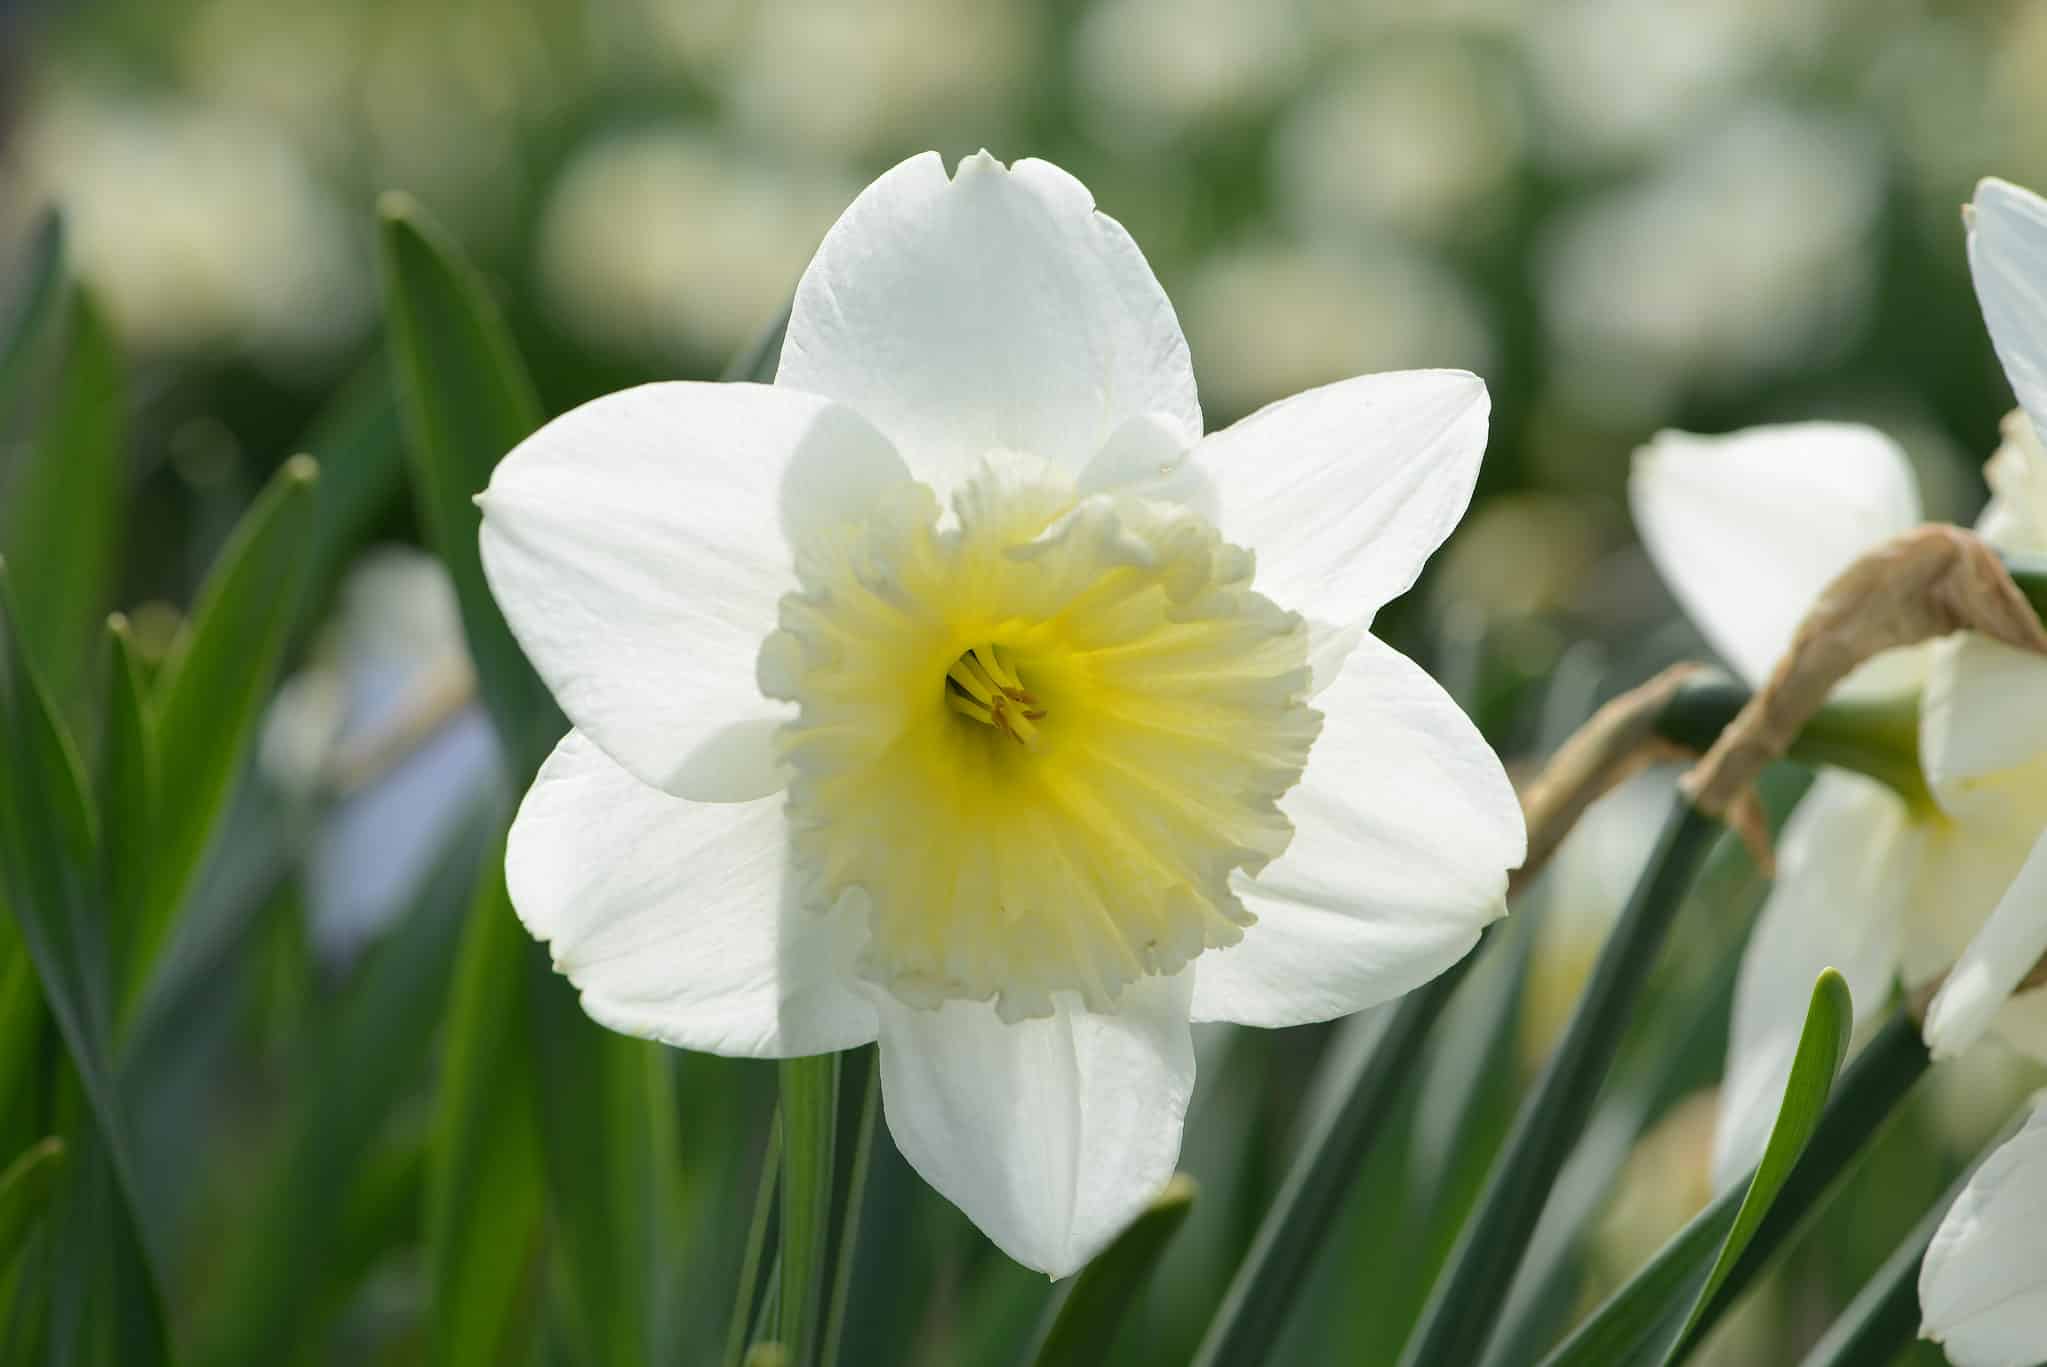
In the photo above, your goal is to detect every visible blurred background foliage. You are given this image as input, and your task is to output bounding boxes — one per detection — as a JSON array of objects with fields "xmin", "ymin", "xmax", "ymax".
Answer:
[{"xmin": 0, "ymin": 0, "xmax": 2042, "ymax": 1362}]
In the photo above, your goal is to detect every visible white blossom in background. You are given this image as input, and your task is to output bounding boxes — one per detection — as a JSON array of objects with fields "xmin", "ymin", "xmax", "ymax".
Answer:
[
  {"xmin": 478, "ymin": 151, "xmax": 1524, "ymax": 1275},
  {"xmin": 1, "ymin": 88, "xmax": 364, "ymax": 364},
  {"xmin": 1183, "ymin": 238, "xmax": 1497, "ymax": 422},
  {"xmin": 1272, "ymin": 44, "xmax": 1524, "ymax": 247},
  {"xmin": 1629, "ymin": 178, "xmax": 2047, "ymax": 1201},
  {"xmin": 262, "ymin": 549, "xmax": 501, "ymax": 963},
  {"xmin": 1072, "ymin": 0, "xmax": 1308, "ymax": 146},
  {"xmin": 1540, "ymin": 107, "xmax": 1882, "ymax": 425},
  {"xmin": 536, "ymin": 128, "xmax": 857, "ymax": 364}
]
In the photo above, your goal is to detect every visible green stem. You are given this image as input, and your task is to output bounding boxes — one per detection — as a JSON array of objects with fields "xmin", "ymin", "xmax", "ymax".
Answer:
[
  {"xmin": 777, "ymin": 1055, "xmax": 840, "ymax": 1367},
  {"xmin": 722, "ymin": 1114, "xmax": 782, "ymax": 1367},
  {"xmin": 819, "ymin": 1056, "xmax": 878, "ymax": 1367},
  {"xmin": 1191, "ymin": 958, "xmax": 1470, "ymax": 1367},
  {"xmin": 1654, "ymin": 678, "xmax": 1931, "ymax": 811},
  {"xmin": 1397, "ymin": 800, "xmax": 1719, "ymax": 1367},
  {"xmin": 2004, "ymin": 550, "xmax": 2047, "ymax": 627}
]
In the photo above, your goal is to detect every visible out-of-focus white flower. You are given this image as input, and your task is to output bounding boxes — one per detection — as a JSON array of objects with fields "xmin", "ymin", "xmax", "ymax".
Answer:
[
  {"xmin": 1072, "ymin": 0, "xmax": 1308, "ymax": 145},
  {"xmin": 1521, "ymin": 0, "xmax": 1828, "ymax": 169},
  {"xmin": 1540, "ymin": 108, "xmax": 1882, "ymax": 424},
  {"xmin": 262, "ymin": 549, "xmax": 501, "ymax": 962},
  {"xmin": 717, "ymin": 0, "xmax": 1037, "ymax": 158},
  {"xmin": 536, "ymin": 128, "xmax": 858, "ymax": 364},
  {"xmin": 1182, "ymin": 239, "xmax": 1497, "ymax": 422},
  {"xmin": 1920, "ymin": 1095, "xmax": 2047, "ymax": 1367},
  {"xmin": 2, "ymin": 89, "xmax": 364, "ymax": 364},
  {"xmin": 1273, "ymin": 43, "xmax": 1524, "ymax": 246},
  {"xmin": 479, "ymin": 151, "xmax": 1524, "ymax": 1275},
  {"xmin": 1631, "ymin": 180, "xmax": 2047, "ymax": 1190}
]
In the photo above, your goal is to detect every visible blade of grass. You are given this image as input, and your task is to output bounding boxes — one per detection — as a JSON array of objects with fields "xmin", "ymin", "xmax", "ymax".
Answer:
[
  {"xmin": 98, "ymin": 618, "xmax": 154, "ymax": 992},
  {"xmin": 779, "ymin": 1053, "xmax": 840, "ymax": 1367},
  {"xmin": 138, "ymin": 454, "xmax": 319, "ymax": 1007},
  {"xmin": 1192, "ymin": 957, "xmax": 1470, "ymax": 1367},
  {"xmin": 1660, "ymin": 969, "xmax": 1853, "ymax": 1363},
  {"xmin": 726, "ymin": 1114, "xmax": 784, "ymax": 1367},
  {"xmin": 1397, "ymin": 799, "xmax": 1719, "ymax": 1367},
  {"xmin": 1536, "ymin": 1011, "xmax": 1932, "ymax": 1366},
  {"xmin": 2, "ymin": 286, "xmax": 123, "ymax": 707},
  {"xmin": 0, "ymin": 1138, "xmax": 62, "ymax": 1262},
  {"xmin": 1029, "ymin": 1174, "xmax": 1198, "ymax": 1367}
]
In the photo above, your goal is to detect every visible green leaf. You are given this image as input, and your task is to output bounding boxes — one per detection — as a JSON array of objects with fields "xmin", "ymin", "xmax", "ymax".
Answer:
[
  {"xmin": 97, "ymin": 617, "xmax": 155, "ymax": 993},
  {"xmin": 820, "ymin": 1056, "xmax": 879, "ymax": 1367},
  {"xmin": 195, "ymin": 804, "xmax": 490, "ymax": 1367},
  {"xmin": 1661, "ymin": 969, "xmax": 1852, "ymax": 1363},
  {"xmin": 0, "ymin": 564, "xmax": 170, "ymax": 1340},
  {"xmin": 376, "ymin": 193, "xmax": 561, "ymax": 780},
  {"xmin": 1795, "ymin": 1155, "xmax": 1970, "ymax": 1367},
  {"xmin": 1192, "ymin": 960, "xmax": 1470, "ymax": 1367},
  {"xmin": 139, "ymin": 454, "xmax": 319, "ymax": 1004},
  {"xmin": 778, "ymin": 1053, "xmax": 840, "ymax": 1367},
  {"xmin": 1397, "ymin": 800, "xmax": 1720, "ymax": 1367},
  {"xmin": 1029, "ymin": 1174, "xmax": 1197, "ymax": 1367},
  {"xmin": 2, "ymin": 286, "xmax": 124, "ymax": 707},
  {"xmin": 0, "ymin": 209, "xmax": 64, "ymax": 434},
  {"xmin": 1537, "ymin": 1010, "xmax": 1932, "ymax": 1367},
  {"xmin": 532, "ymin": 969, "xmax": 685, "ymax": 1366},
  {"xmin": 299, "ymin": 356, "xmax": 408, "ymax": 603},
  {"xmin": 426, "ymin": 849, "xmax": 546, "ymax": 1367},
  {"xmin": 0, "ymin": 1138, "xmax": 63, "ymax": 1263},
  {"xmin": 725, "ymin": 1116, "xmax": 783, "ymax": 1367}
]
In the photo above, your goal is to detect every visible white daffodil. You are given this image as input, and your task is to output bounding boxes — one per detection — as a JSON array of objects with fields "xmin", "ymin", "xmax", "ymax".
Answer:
[
  {"xmin": 1630, "ymin": 177, "xmax": 2047, "ymax": 1195},
  {"xmin": 1920, "ymin": 1096, "xmax": 2047, "ymax": 1367},
  {"xmin": 475, "ymin": 151, "xmax": 1524, "ymax": 1276}
]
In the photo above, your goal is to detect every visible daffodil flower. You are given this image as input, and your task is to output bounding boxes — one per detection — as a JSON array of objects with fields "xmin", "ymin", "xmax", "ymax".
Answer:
[
  {"xmin": 1631, "ymin": 178, "xmax": 2047, "ymax": 1198},
  {"xmin": 475, "ymin": 151, "xmax": 1524, "ymax": 1275}
]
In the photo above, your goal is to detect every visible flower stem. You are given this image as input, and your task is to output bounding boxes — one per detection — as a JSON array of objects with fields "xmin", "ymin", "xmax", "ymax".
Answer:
[
  {"xmin": 777, "ymin": 1054, "xmax": 840, "ymax": 1367},
  {"xmin": 1190, "ymin": 958, "xmax": 1470, "ymax": 1367},
  {"xmin": 722, "ymin": 1112, "xmax": 782, "ymax": 1367},
  {"xmin": 1396, "ymin": 797, "xmax": 1719, "ymax": 1367},
  {"xmin": 819, "ymin": 1053, "xmax": 878, "ymax": 1367}
]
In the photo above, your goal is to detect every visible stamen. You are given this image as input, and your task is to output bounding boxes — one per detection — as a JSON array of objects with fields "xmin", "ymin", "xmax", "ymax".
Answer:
[{"xmin": 947, "ymin": 645, "xmax": 1045, "ymax": 746}]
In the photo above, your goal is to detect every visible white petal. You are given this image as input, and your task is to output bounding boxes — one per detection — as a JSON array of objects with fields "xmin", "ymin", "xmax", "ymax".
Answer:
[
  {"xmin": 1074, "ymin": 410, "xmax": 1218, "ymax": 521},
  {"xmin": 1922, "ymin": 632, "xmax": 2047, "ymax": 816},
  {"xmin": 1197, "ymin": 370, "xmax": 1489, "ymax": 629},
  {"xmin": 505, "ymin": 731, "xmax": 877, "ymax": 1058},
  {"xmin": 778, "ymin": 151, "xmax": 1201, "ymax": 494},
  {"xmin": 478, "ymin": 381, "xmax": 907, "ymax": 800},
  {"xmin": 874, "ymin": 973, "xmax": 1194, "ymax": 1278},
  {"xmin": 1969, "ymin": 178, "xmax": 2047, "ymax": 444},
  {"xmin": 1190, "ymin": 633, "xmax": 1525, "ymax": 1029},
  {"xmin": 1924, "ymin": 830, "xmax": 2047, "ymax": 1061},
  {"xmin": 1710, "ymin": 773, "xmax": 1912, "ymax": 1191},
  {"xmin": 1920, "ymin": 1098, "xmax": 2047, "ymax": 1367},
  {"xmin": 1630, "ymin": 424, "xmax": 1922, "ymax": 692}
]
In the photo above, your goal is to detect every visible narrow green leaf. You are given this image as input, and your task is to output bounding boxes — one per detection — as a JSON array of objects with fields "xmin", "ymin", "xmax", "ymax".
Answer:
[
  {"xmin": 2, "ymin": 286, "xmax": 123, "ymax": 706},
  {"xmin": 1538, "ymin": 1011, "xmax": 1932, "ymax": 1367},
  {"xmin": 426, "ymin": 850, "xmax": 546, "ymax": 1367},
  {"xmin": 1193, "ymin": 960, "xmax": 1468, "ymax": 1367},
  {"xmin": 300, "ymin": 357, "xmax": 407, "ymax": 601},
  {"xmin": 0, "ymin": 564, "xmax": 170, "ymax": 1339},
  {"xmin": 195, "ymin": 804, "xmax": 489, "ymax": 1366},
  {"xmin": 0, "ymin": 1138, "xmax": 62, "ymax": 1261},
  {"xmin": 1795, "ymin": 1158, "xmax": 1970, "ymax": 1367},
  {"xmin": 97, "ymin": 617, "xmax": 155, "ymax": 990},
  {"xmin": 1397, "ymin": 800, "xmax": 1719, "ymax": 1367},
  {"xmin": 1029, "ymin": 1174, "xmax": 1198, "ymax": 1367},
  {"xmin": 820, "ymin": 1059, "xmax": 879, "ymax": 1367},
  {"xmin": 0, "ymin": 210, "xmax": 64, "ymax": 433},
  {"xmin": 1661, "ymin": 969, "xmax": 1852, "ymax": 1363},
  {"xmin": 778, "ymin": 1053, "xmax": 840, "ymax": 1367},
  {"xmin": 376, "ymin": 193, "xmax": 561, "ymax": 780},
  {"xmin": 139, "ymin": 454, "xmax": 319, "ymax": 1002},
  {"xmin": 726, "ymin": 1115, "xmax": 784, "ymax": 1367}
]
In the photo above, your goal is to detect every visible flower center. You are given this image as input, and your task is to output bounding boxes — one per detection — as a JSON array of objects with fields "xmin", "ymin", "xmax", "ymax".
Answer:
[
  {"xmin": 758, "ymin": 452, "xmax": 1321, "ymax": 1021},
  {"xmin": 945, "ymin": 644, "xmax": 1045, "ymax": 745}
]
